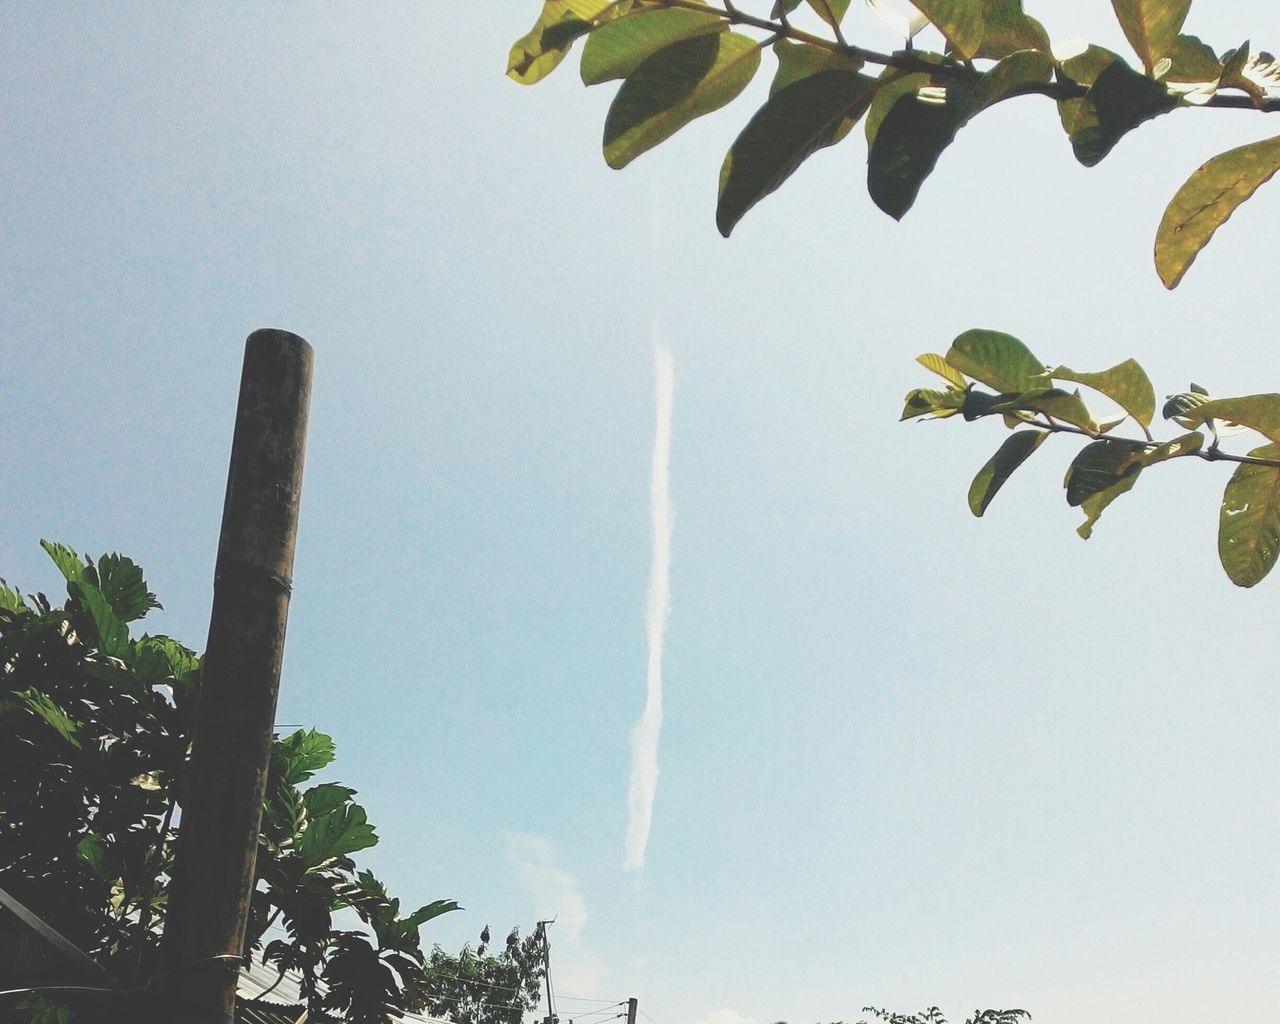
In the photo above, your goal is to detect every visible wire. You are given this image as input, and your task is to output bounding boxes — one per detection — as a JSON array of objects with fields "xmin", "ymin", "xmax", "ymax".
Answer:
[
  {"xmin": 559, "ymin": 996, "xmax": 626, "ymax": 1005},
  {"xmin": 421, "ymin": 969, "xmax": 534, "ymax": 996},
  {"xmin": 641, "ymin": 1010, "xmax": 663, "ymax": 1024}
]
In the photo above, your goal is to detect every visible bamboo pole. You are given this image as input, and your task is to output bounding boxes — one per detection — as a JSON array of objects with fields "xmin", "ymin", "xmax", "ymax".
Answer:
[{"xmin": 157, "ymin": 329, "xmax": 313, "ymax": 1023}]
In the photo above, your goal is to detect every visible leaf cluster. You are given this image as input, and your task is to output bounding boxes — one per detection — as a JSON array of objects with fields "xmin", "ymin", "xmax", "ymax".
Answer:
[
  {"xmin": 414, "ymin": 926, "xmax": 549, "ymax": 1024},
  {"xmin": 0, "ymin": 544, "xmax": 460, "ymax": 1024},
  {"xmin": 904, "ymin": 330, "xmax": 1280, "ymax": 586},
  {"xmin": 509, "ymin": 1, "xmax": 1280, "ymax": 286}
]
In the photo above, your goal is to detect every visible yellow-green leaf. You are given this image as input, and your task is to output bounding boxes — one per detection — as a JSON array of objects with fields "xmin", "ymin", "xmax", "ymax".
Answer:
[
  {"xmin": 806, "ymin": 0, "xmax": 853, "ymax": 29},
  {"xmin": 911, "ymin": 0, "xmax": 986, "ymax": 60},
  {"xmin": 1064, "ymin": 440, "xmax": 1146, "ymax": 538},
  {"xmin": 605, "ymin": 32, "xmax": 761, "ymax": 170},
  {"xmin": 916, "ymin": 352, "xmax": 967, "ymax": 390},
  {"xmin": 1110, "ymin": 0, "xmax": 1191, "ymax": 73},
  {"xmin": 901, "ymin": 387, "xmax": 966, "ymax": 421},
  {"xmin": 1142, "ymin": 430, "xmax": 1203, "ymax": 464},
  {"xmin": 968, "ymin": 430, "xmax": 1048, "ymax": 516},
  {"xmin": 1219, "ymin": 442, "xmax": 1280, "ymax": 587},
  {"xmin": 1164, "ymin": 34, "xmax": 1222, "ymax": 83},
  {"xmin": 581, "ymin": 6, "xmax": 724, "ymax": 86},
  {"xmin": 1045, "ymin": 360, "xmax": 1156, "ymax": 430},
  {"xmin": 509, "ymin": 0, "xmax": 610, "ymax": 85},
  {"xmin": 718, "ymin": 65, "xmax": 875, "ymax": 236},
  {"xmin": 1002, "ymin": 388, "xmax": 1100, "ymax": 433},
  {"xmin": 945, "ymin": 329, "xmax": 1043, "ymax": 394},
  {"xmin": 976, "ymin": 0, "xmax": 1050, "ymax": 59},
  {"xmin": 1174, "ymin": 394, "xmax": 1280, "ymax": 444},
  {"xmin": 771, "ymin": 39, "xmax": 863, "ymax": 95},
  {"xmin": 1155, "ymin": 135, "xmax": 1280, "ymax": 288}
]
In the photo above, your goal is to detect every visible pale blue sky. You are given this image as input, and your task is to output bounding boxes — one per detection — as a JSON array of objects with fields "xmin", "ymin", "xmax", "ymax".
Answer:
[{"xmin": 3, "ymin": 3, "xmax": 1280, "ymax": 1023}]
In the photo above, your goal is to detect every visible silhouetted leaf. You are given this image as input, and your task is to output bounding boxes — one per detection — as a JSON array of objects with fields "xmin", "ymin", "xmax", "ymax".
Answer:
[
  {"xmin": 1058, "ymin": 47, "xmax": 1177, "ymax": 166},
  {"xmin": 1110, "ymin": 0, "xmax": 1191, "ymax": 73},
  {"xmin": 1064, "ymin": 439, "xmax": 1145, "ymax": 507},
  {"xmin": 95, "ymin": 553, "xmax": 160, "ymax": 623},
  {"xmin": 581, "ymin": 6, "xmax": 723, "ymax": 85},
  {"xmin": 15, "ymin": 689, "xmax": 82, "ymax": 749},
  {"xmin": 1154, "ymin": 134, "xmax": 1280, "ymax": 288},
  {"xmin": 605, "ymin": 32, "xmax": 760, "ymax": 169},
  {"xmin": 1219, "ymin": 442, "xmax": 1280, "ymax": 586},
  {"xmin": 76, "ymin": 833, "xmax": 107, "ymax": 878},
  {"xmin": 1046, "ymin": 360, "xmax": 1156, "ymax": 430},
  {"xmin": 868, "ymin": 50, "xmax": 1051, "ymax": 217},
  {"xmin": 968, "ymin": 430, "xmax": 1048, "ymax": 516},
  {"xmin": 945, "ymin": 329, "xmax": 1043, "ymax": 393},
  {"xmin": 718, "ymin": 61, "xmax": 874, "ymax": 235},
  {"xmin": 509, "ymin": 0, "xmax": 609, "ymax": 85}
]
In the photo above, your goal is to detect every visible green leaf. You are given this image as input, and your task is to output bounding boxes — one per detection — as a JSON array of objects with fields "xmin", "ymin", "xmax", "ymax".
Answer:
[
  {"xmin": 945, "ymin": 329, "xmax": 1043, "ymax": 394},
  {"xmin": 1142, "ymin": 430, "xmax": 1203, "ymax": 464},
  {"xmin": 508, "ymin": 0, "xmax": 610, "ymax": 85},
  {"xmin": 1174, "ymin": 394, "xmax": 1280, "ymax": 443},
  {"xmin": 916, "ymin": 352, "xmax": 967, "ymax": 390},
  {"xmin": 1110, "ymin": 0, "xmax": 1191, "ymax": 72},
  {"xmin": 95, "ymin": 552, "xmax": 161, "ymax": 623},
  {"xmin": 865, "ymin": 69, "xmax": 930, "ymax": 149},
  {"xmin": 1045, "ymin": 360, "xmax": 1156, "ymax": 430},
  {"xmin": 968, "ymin": 430, "xmax": 1048, "ymax": 516},
  {"xmin": 771, "ymin": 39, "xmax": 863, "ymax": 94},
  {"xmin": 76, "ymin": 833, "xmax": 108, "ymax": 879},
  {"xmin": 1064, "ymin": 440, "xmax": 1146, "ymax": 537},
  {"xmin": 69, "ymin": 580, "xmax": 131, "ymax": 659},
  {"xmin": 1219, "ymin": 442, "xmax": 1280, "ymax": 587},
  {"xmin": 998, "ymin": 388, "xmax": 1100, "ymax": 432},
  {"xmin": 911, "ymin": 0, "xmax": 986, "ymax": 59},
  {"xmin": 976, "ymin": 0, "xmax": 1050, "ymax": 59},
  {"xmin": 303, "ymin": 783, "xmax": 357, "ymax": 820},
  {"xmin": 901, "ymin": 387, "xmax": 966, "ymax": 421},
  {"xmin": 805, "ymin": 0, "xmax": 853, "ymax": 29},
  {"xmin": 581, "ymin": 6, "xmax": 724, "ymax": 85},
  {"xmin": 1154, "ymin": 135, "xmax": 1280, "ymax": 288},
  {"xmin": 16, "ymin": 689, "xmax": 82, "ymax": 749},
  {"xmin": 1164, "ymin": 34, "xmax": 1222, "ymax": 82},
  {"xmin": 604, "ymin": 32, "xmax": 761, "ymax": 170},
  {"xmin": 1057, "ymin": 48, "xmax": 1177, "ymax": 166},
  {"xmin": 298, "ymin": 802, "xmax": 379, "ymax": 870},
  {"xmin": 718, "ymin": 64, "xmax": 876, "ymax": 235},
  {"xmin": 42, "ymin": 539, "xmax": 89, "ymax": 586},
  {"xmin": 277, "ymin": 729, "xmax": 337, "ymax": 786},
  {"xmin": 0, "ymin": 581, "xmax": 24, "ymax": 614},
  {"xmin": 867, "ymin": 49, "xmax": 1052, "ymax": 218}
]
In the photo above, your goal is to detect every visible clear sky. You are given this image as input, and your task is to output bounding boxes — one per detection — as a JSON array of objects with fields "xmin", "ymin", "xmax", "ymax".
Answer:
[{"xmin": 4, "ymin": 3, "xmax": 1280, "ymax": 1023}]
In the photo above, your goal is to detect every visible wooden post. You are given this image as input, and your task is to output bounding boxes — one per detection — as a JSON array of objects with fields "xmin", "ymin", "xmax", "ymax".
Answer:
[{"xmin": 157, "ymin": 329, "xmax": 313, "ymax": 1023}]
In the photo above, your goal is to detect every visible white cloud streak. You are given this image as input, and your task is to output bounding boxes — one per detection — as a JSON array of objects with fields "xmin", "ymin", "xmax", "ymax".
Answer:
[{"xmin": 624, "ymin": 345, "xmax": 674, "ymax": 871}]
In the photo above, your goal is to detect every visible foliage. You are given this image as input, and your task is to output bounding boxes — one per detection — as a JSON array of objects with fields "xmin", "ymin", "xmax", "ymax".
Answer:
[
  {"xmin": 0, "ymin": 543, "xmax": 459, "ymax": 1023},
  {"xmin": 508, "ymin": 0, "xmax": 1279, "ymax": 288},
  {"xmin": 412, "ymin": 924, "xmax": 549, "ymax": 1024},
  {"xmin": 903, "ymin": 330, "xmax": 1280, "ymax": 586},
  {"xmin": 858, "ymin": 1011, "xmax": 1029, "ymax": 1024}
]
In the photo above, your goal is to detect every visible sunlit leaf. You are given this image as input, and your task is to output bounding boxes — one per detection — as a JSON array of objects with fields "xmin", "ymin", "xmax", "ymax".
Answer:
[
  {"xmin": 1045, "ymin": 360, "xmax": 1156, "ymax": 430},
  {"xmin": 901, "ymin": 387, "xmax": 966, "ymax": 420},
  {"xmin": 1109, "ymin": 0, "xmax": 1191, "ymax": 73},
  {"xmin": 604, "ymin": 32, "xmax": 761, "ymax": 169},
  {"xmin": 0, "ymin": 582, "xmax": 25, "ymax": 614},
  {"xmin": 806, "ymin": 0, "xmax": 853, "ymax": 29},
  {"xmin": 867, "ymin": 50, "xmax": 1051, "ymax": 218},
  {"xmin": 1164, "ymin": 34, "xmax": 1222, "ymax": 83},
  {"xmin": 509, "ymin": 0, "xmax": 610, "ymax": 85},
  {"xmin": 911, "ymin": 0, "xmax": 986, "ymax": 59},
  {"xmin": 1057, "ymin": 46, "xmax": 1177, "ymax": 166},
  {"xmin": 15, "ymin": 689, "xmax": 82, "ymax": 749},
  {"xmin": 771, "ymin": 39, "xmax": 863, "ymax": 95},
  {"xmin": 916, "ymin": 352, "xmax": 967, "ymax": 389},
  {"xmin": 944, "ymin": 329, "xmax": 1043, "ymax": 394},
  {"xmin": 298, "ymin": 802, "xmax": 379, "ymax": 870},
  {"xmin": 581, "ymin": 6, "xmax": 724, "ymax": 85},
  {"xmin": 303, "ymin": 783, "xmax": 358, "ymax": 820},
  {"xmin": 1154, "ymin": 135, "xmax": 1280, "ymax": 288},
  {"xmin": 277, "ymin": 729, "xmax": 337, "ymax": 786},
  {"xmin": 1173, "ymin": 394, "xmax": 1280, "ymax": 443},
  {"xmin": 1219, "ymin": 442, "xmax": 1280, "ymax": 587},
  {"xmin": 976, "ymin": 0, "xmax": 1050, "ymax": 59},
  {"xmin": 1076, "ymin": 470, "xmax": 1142, "ymax": 539},
  {"xmin": 968, "ymin": 430, "xmax": 1048, "ymax": 516},
  {"xmin": 718, "ymin": 64, "xmax": 875, "ymax": 235}
]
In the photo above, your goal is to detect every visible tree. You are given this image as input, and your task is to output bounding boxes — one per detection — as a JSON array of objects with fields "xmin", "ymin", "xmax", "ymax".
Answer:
[
  {"xmin": 0, "ymin": 543, "xmax": 458, "ymax": 1024},
  {"xmin": 506, "ymin": 0, "xmax": 1280, "ymax": 586},
  {"xmin": 413, "ymin": 924, "xmax": 549, "ymax": 1024}
]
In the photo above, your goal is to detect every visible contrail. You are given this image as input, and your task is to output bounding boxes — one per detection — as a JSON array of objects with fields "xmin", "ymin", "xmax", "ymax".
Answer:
[{"xmin": 624, "ymin": 345, "xmax": 673, "ymax": 871}]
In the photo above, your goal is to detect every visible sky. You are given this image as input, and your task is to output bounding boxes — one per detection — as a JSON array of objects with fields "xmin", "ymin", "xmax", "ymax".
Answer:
[{"xmin": 3, "ymin": 3, "xmax": 1280, "ymax": 1023}]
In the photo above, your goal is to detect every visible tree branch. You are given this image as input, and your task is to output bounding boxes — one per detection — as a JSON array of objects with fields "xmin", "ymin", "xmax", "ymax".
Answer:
[{"xmin": 1022, "ymin": 416, "xmax": 1280, "ymax": 468}]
